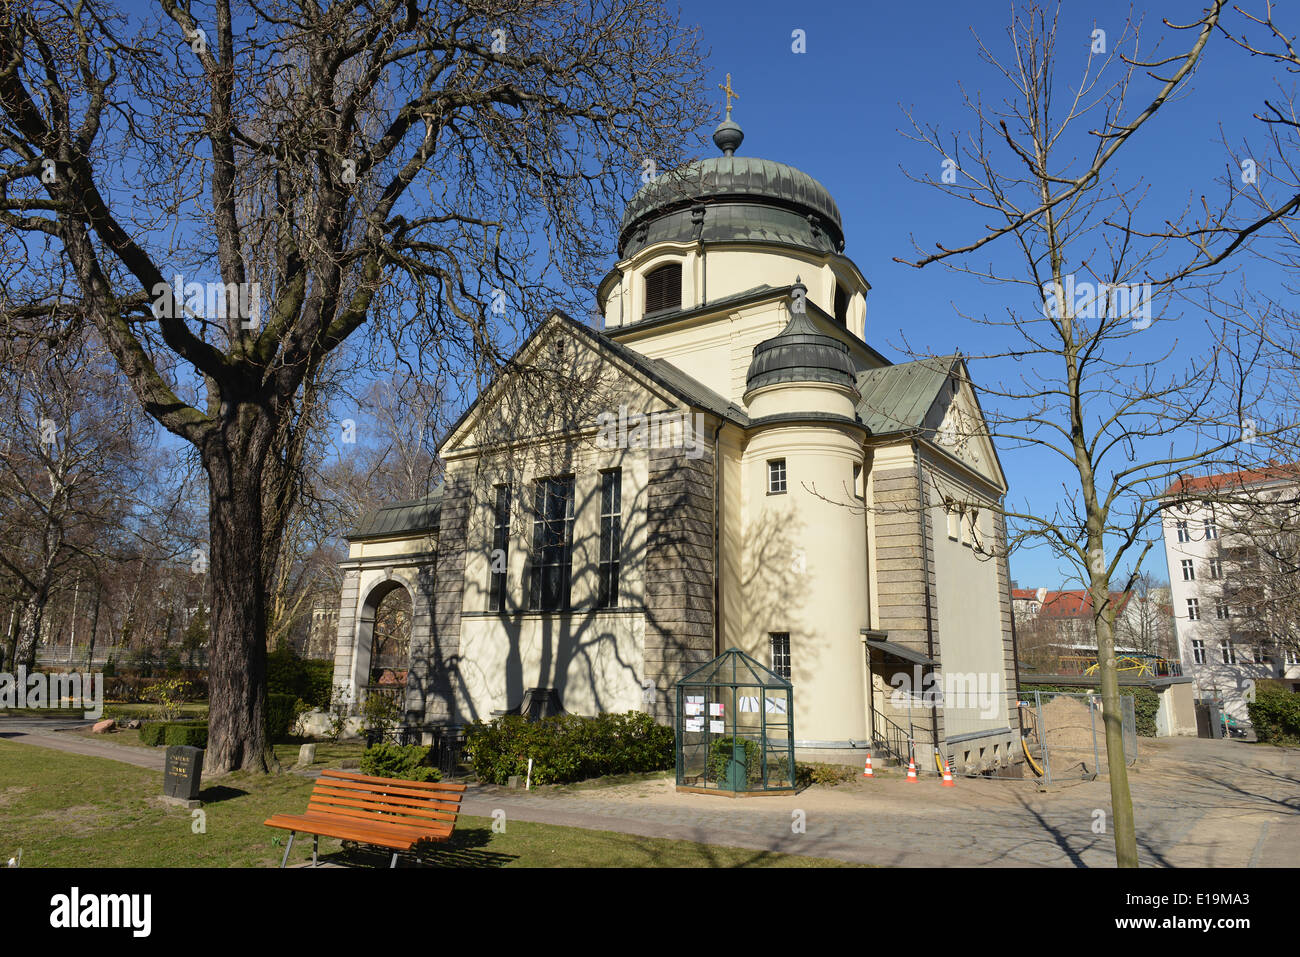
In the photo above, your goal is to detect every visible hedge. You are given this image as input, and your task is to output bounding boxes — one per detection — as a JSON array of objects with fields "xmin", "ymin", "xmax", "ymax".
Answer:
[
  {"xmin": 465, "ymin": 712, "xmax": 674, "ymax": 786},
  {"xmin": 1246, "ymin": 682, "xmax": 1300, "ymax": 745},
  {"xmin": 266, "ymin": 647, "xmax": 334, "ymax": 709},
  {"xmin": 266, "ymin": 692, "xmax": 298, "ymax": 741},
  {"xmin": 139, "ymin": 722, "xmax": 208, "ymax": 748},
  {"xmin": 360, "ymin": 743, "xmax": 442, "ymax": 782},
  {"xmin": 1020, "ymin": 684, "xmax": 1159, "ymax": 737}
]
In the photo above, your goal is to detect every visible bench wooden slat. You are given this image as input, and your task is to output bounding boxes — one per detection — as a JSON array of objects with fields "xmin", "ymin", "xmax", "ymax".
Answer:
[
  {"xmin": 310, "ymin": 785, "xmax": 461, "ymax": 812},
  {"xmin": 307, "ymin": 795, "xmax": 459, "ymax": 824},
  {"xmin": 312, "ymin": 778, "xmax": 464, "ymax": 806},
  {"xmin": 304, "ymin": 801, "xmax": 455, "ymax": 830},
  {"xmin": 265, "ymin": 814, "xmax": 450, "ymax": 851},
  {"xmin": 320, "ymin": 769, "xmax": 466, "ymax": 793}
]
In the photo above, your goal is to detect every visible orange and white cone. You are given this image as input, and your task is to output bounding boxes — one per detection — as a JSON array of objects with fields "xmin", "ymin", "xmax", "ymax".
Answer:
[
  {"xmin": 941, "ymin": 754, "xmax": 956, "ymax": 788},
  {"xmin": 862, "ymin": 753, "xmax": 874, "ymax": 778},
  {"xmin": 905, "ymin": 759, "xmax": 918, "ymax": 783}
]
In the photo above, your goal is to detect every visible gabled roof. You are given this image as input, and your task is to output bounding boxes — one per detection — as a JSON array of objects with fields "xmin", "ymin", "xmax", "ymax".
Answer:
[
  {"xmin": 350, "ymin": 483, "xmax": 443, "ymax": 540},
  {"xmin": 855, "ymin": 355, "xmax": 959, "ymax": 434},
  {"xmin": 437, "ymin": 310, "xmax": 751, "ymax": 458}
]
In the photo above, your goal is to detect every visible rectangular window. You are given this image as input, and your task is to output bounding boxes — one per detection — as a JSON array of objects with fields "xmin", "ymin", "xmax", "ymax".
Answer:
[
  {"xmin": 1285, "ymin": 646, "xmax": 1299, "ymax": 666},
  {"xmin": 853, "ymin": 462, "xmax": 864, "ymax": 499},
  {"xmin": 768, "ymin": 459, "xmax": 787, "ymax": 495},
  {"xmin": 1220, "ymin": 640, "xmax": 1236, "ymax": 665},
  {"xmin": 1191, "ymin": 639, "xmax": 1206, "ymax": 665},
  {"xmin": 1186, "ymin": 598, "xmax": 1200, "ymax": 621},
  {"xmin": 1208, "ymin": 558, "xmax": 1223, "ymax": 579},
  {"xmin": 1204, "ymin": 517, "xmax": 1218, "ymax": 540},
  {"xmin": 1181, "ymin": 559, "xmax": 1195, "ymax": 581},
  {"xmin": 1176, "ymin": 520, "xmax": 1190, "ymax": 543},
  {"xmin": 946, "ymin": 508, "xmax": 960, "ymax": 541},
  {"xmin": 525, "ymin": 476, "xmax": 575, "ymax": 612},
  {"xmin": 488, "ymin": 484, "xmax": 511, "ymax": 612},
  {"xmin": 770, "ymin": 632, "xmax": 791, "ymax": 679},
  {"xmin": 1215, "ymin": 600, "xmax": 1230, "ymax": 621},
  {"xmin": 597, "ymin": 469, "xmax": 622, "ymax": 609}
]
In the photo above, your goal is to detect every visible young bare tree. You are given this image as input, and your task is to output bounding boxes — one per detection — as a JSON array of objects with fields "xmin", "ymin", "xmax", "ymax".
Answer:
[
  {"xmin": 0, "ymin": 0, "xmax": 706, "ymax": 770},
  {"xmin": 894, "ymin": 3, "xmax": 1261, "ymax": 867},
  {"xmin": 0, "ymin": 314, "xmax": 154, "ymax": 669}
]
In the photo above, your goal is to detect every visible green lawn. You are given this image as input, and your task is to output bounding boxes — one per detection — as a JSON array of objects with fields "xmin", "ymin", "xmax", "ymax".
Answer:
[{"xmin": 0, "ymin": 740, "xmax": 855, "ymax": 868}]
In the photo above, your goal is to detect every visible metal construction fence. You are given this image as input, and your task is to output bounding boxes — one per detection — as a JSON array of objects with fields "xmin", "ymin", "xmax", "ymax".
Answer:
[{"xmin": 1020, "ymin": 690, "xmax": 1136, "ymax": 785}]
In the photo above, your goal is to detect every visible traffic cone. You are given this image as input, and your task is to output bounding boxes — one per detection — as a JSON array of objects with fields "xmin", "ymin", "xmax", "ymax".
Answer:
[
  {"xmin": 905, "ymin": 759, "xmax": 918, "ymax": 783},
  {"xmin": 941, "ymin": 754, "xmax": 956, "ymax": 787},
  {"xmin": 862, "ymin": 753, "xmax": 874, "ymax": 778}
]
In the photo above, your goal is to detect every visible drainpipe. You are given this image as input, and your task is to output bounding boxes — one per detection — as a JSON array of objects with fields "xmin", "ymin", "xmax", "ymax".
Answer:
[
  {"xmin": 713, "ymin": 418, "xmax": 725, "ymax": 657},
  {"xmin": 915, "ymin": 441, "xmax": 941, "ymax": 759},
  {"xmin": 1004, "ymin": 493, "xmax": 1024, "ymax": 734}
]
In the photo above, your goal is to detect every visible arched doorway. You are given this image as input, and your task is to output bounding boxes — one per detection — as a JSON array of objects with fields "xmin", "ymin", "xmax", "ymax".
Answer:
[{"xmin": 351, "ymin": 579, "xmax": 413, "ymax": 715}]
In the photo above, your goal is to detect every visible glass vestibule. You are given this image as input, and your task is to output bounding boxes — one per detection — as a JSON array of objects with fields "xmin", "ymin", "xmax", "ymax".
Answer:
[{"xmin": 674, "ymin": 647, "xmax": 795, "ymax": 795}]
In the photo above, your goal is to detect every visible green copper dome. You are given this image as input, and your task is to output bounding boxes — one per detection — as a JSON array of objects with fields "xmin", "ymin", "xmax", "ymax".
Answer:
[
  {"xmin": 619, "ymin": 119, "xmax": 844, "ymax": 258},
  {"xmin": 746, "ymin": 281, "xmax": 858, "ymax": 393}
]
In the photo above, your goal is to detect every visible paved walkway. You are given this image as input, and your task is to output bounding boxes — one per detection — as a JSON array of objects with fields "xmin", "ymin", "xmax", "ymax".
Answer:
[{"xmin": 4, "ymin": 723, "xmax": 1296, "ymax": 867}]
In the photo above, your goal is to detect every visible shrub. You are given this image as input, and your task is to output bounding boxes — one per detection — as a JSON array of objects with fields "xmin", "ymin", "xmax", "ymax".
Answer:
[
  {"xmin": 139, "ymin": 723, "xmax": 167, "ymax": 746},
  {"xmin": 707, "ymin": 737, "xmax": 763, "ymax": 787},
  {"xmin": 796, "ymin": 762, "xmax": 858, "ymax": 787},
  {"xmin": 163, "ymin": 723, "xmax": 209, "ymax": 748},
  {"xmin": 360, "ymin": 691, "xmax": 402, "ymax": 737},
  {"xmin": 360, "ymin": 743, "xmax": 441, "ymax": 782},
  {"xmin": 266, "ymin": 646, "xmax": 335, "ymax": 709},
  {"xmin": 301, "ymin": 660, "xmax": 334, "ymax": 709},
  {"xmin": 266, "ymin": 693, "xmax": 298, "ymax": 741},
  {"xmin": 1247, "ymin": 682, "xmax": 1300, "ymax": 745},
  {"xmin": 145, "ymin": 678, "xmax": 192, "ymax": 722},
  {"xmin": 465, "ymin": 711, "xmax": 674, "ymax": 786}
]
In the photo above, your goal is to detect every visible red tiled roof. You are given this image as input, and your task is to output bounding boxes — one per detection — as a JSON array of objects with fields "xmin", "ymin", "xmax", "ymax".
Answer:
[
  {"xmin": 1013, "ymin": 588, "xmax": 1130, "ymax": 618},
  {"xmin": 1165, "ymin": 463, "xmax": 1300, "ymax": 496}
]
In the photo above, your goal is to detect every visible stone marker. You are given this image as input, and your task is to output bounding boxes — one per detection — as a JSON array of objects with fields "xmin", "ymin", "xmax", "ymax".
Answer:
[
  {"xmin": 507, "ymin": 775, "xmax": 520, "ymax": 789},
  {"xmin": 162, "ymin": 745, "xmax": 204, "ymax": 808},
  {"xmin": 91, "ymin": 719, "xmax": 115, "ymax": 734},
  {"xmin": 296, "ymin": 743, "xmax": 317, "ymax": 767}
]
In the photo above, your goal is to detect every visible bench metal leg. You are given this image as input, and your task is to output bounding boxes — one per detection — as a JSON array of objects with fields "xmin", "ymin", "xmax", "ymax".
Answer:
[
  {"xmin": 390, "ymin": 852, "xmax": 398, "ymax": 868},
  {"xmin": 312, "ymin": 836, "xmax": 319, "ymax": 867},
  {"xmin": 280, "ymin": 832, "xmax": 295, "ymax": 868}
]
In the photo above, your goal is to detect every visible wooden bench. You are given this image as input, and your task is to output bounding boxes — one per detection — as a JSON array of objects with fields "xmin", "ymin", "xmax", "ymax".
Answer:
[{"xmin": 264, "ymin": 769, "xmax": 466, "ymax": 868}]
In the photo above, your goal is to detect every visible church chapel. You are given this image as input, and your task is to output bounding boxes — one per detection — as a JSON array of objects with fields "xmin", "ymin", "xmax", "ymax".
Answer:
[{"xmin": 331, "ymin": 100, "xmax": 1022, "ymax": 774}]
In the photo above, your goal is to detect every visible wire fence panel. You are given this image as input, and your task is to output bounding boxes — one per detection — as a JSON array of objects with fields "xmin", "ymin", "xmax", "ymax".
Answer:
[{"xmin": 1029, "ymin": 690, "xmax": 1137, "ymax": 784}]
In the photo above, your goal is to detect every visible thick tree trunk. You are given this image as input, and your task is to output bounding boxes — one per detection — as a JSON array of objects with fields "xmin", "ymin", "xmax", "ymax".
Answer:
[
  {"xmin": 202, "ymin": 429, "xmax": 275, "ymax": 774},
  {"xmin": 1091, "ymin": 574, "xmax": 1139, "ymax": 867}
]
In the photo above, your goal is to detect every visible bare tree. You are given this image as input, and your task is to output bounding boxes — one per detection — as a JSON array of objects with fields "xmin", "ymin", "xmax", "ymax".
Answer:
[
  {"xmin": 0, "ymin": 0, "xmax": 706, "ymax": 770},
  {"xmin": 894, "ymin": 3, "xmax": 1257, "ymax": 867}
]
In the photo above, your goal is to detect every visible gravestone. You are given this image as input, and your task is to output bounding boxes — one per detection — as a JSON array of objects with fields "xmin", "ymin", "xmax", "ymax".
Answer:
[
  {"xmin": 162, "ymin": 745, "xmax": 204, "ymax": 807},
  {"xmin": 295, "ymin": 743, "xmax": 317, "ymax": 767}
]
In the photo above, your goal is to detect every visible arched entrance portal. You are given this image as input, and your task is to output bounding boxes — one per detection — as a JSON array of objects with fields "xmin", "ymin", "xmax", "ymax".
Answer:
[{"xmin": 350, "ymin": 579, "xmax": 413, "ymax": 714}]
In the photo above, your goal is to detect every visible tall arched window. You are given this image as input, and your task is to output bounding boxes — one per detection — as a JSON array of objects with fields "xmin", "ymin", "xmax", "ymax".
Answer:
[
  {"xmin": 643, "ymin": 262, "xmax": 682, "ymax": 317},
  {"xmin": 833, "ymin": 282, "xmax": 849, "ymax": 327}
]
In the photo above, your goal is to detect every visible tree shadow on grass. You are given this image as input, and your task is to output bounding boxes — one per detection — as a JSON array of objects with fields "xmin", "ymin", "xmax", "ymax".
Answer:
[
  {"xmin": 196, "ymin": 785, "xmax": 248, "ymax": 803},
  {"xmin": 326, "ymin": 827, "xmax": 517, "ymax": 868}
]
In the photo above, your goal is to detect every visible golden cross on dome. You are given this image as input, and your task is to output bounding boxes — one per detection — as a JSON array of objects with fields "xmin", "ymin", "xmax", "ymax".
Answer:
[{"xmin": 718, "ymin": 73, "xmax": 739, "ymax": 117}]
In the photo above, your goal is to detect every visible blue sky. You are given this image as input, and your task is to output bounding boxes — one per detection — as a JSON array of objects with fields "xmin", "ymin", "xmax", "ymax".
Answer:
[{"xmin": 668, "ymin": 0, "xmax": 1294, "ymax": 589}]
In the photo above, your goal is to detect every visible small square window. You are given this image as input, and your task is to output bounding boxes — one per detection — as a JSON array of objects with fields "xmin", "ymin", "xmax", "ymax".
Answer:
[{"xmin": 767, "ymin": 459, "xmax": 787, "ymax": 495}]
